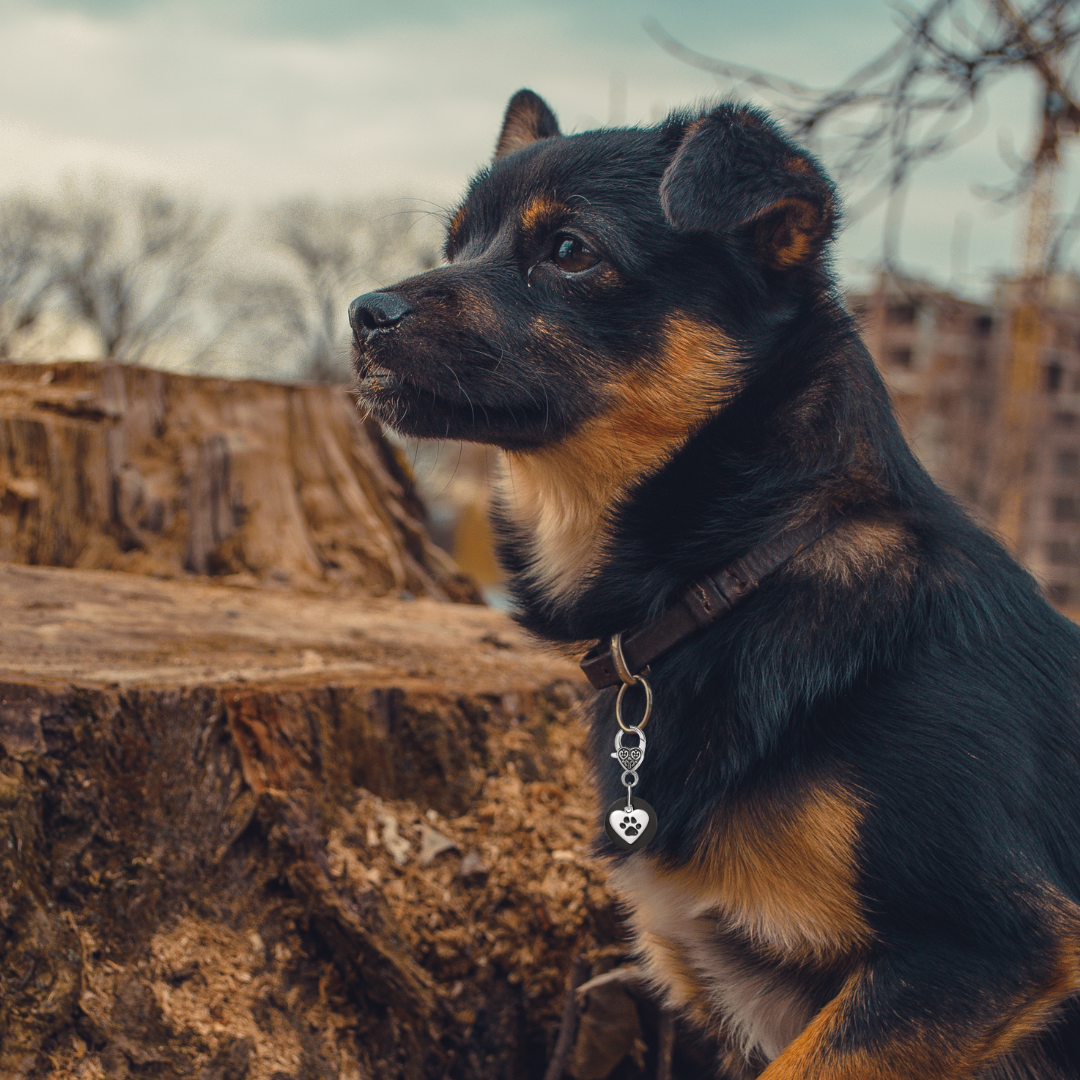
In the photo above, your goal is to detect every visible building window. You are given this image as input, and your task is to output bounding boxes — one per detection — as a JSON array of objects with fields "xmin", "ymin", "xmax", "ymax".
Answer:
[
  {"xmin": 1047, "ymin": 363, "xmax": 1064, "ymax": 391},
  {"xmin": 886, "ymin": 303, "xmax": 917, "ymax": 325},
  {"xmin": 974, "ymin": 315, "xmax": 993, "ymax": 337},
  {"xmin": 1057, "ymin": 450, "xmax": 1080, "ymax": 476},
  {"xmin": 889, "ymin": 347, "xmax": 914, "ymax": 368},
  {"xmin": 1053, "ymin": 496, "xmax": 1080, "ymax": 522},
  {"xmin": 1047, "ymin": 583, "xmax": 1072, "ymax": 606},
  {"xmin": 1048, "ymin": 541, "xmax": 1080, "ymax": 565}
]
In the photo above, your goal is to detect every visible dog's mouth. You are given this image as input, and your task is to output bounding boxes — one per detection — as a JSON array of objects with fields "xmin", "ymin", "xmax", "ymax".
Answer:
[
  {"xmin": 356, "ymin": 364, "xmax": 398, "ymax": 395},
  {"xmin": 353, "ymin": 347, "xmax": 569, "ymax": 449}
]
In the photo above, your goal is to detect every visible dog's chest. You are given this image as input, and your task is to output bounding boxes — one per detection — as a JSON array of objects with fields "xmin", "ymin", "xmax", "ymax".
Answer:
[
  {"xmin": 609, "ymin": 857, "xmax": 820, "ymax": 1064},
  {"xmin": 606, "ymin": 787, "xmax": 868, "ymax": 1065}
]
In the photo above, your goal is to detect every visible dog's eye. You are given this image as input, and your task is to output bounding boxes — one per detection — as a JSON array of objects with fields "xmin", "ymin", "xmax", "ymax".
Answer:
[{"xmin": 552, "ymin": 234, "xmax": 599, "ymax": 273}]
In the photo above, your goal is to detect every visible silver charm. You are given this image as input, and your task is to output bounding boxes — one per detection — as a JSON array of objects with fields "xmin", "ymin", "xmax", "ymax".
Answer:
[
  {"xmin": 606, "ymin": 724, "xmax": 657, "ymax": 850},
  {"xmin": 604, "ymin": 795, "xmax": 658, "ymax": 850},
  {"xmin": 603, "ymin": 633, "xmax": 660, "ymax": 852}
]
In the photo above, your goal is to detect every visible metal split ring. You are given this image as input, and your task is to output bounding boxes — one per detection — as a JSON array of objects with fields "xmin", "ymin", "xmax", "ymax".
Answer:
[
  {"xmin": 620, "ymin": 769, "xmax": 640, "ymax": 788},
  {"xmin": 615, "ymin": 676, "xmax": 653, "ymax": 732}
]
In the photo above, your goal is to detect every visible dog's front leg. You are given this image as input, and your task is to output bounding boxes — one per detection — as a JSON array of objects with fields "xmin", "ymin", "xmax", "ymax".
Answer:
[{"xmin": 761, "ymin": 944, "xmax": 1077, "ymax": 1080}]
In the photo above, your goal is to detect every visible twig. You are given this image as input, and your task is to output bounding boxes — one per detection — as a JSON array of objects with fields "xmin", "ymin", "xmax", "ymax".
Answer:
[
  {"xmin": 575, "ymin": 962, "xmax": 645, "ymax": 1002},
  {"xmin": 543, "ymin": 953, "xmax": 590, "ymax": 1080},
  {"xmin": 657, "ymin": 1007, "xmax": 676, "ymax": 1080}
]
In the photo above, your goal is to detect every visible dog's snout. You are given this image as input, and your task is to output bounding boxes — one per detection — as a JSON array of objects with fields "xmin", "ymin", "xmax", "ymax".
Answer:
[{"xmin": 350, "ymin": 291, "xmax": 414, "ymax": 336}]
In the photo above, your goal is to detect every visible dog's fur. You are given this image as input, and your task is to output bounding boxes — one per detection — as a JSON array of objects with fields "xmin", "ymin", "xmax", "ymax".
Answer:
[{"xmin": 352, "ymin": 89, "xmax": 1080, "ymax": 1079}]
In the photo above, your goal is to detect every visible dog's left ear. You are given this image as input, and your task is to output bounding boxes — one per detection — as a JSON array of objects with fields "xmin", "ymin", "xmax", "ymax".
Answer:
[
  {"xmin": 659, "ymin": 105, "xmax": 837, "ymax": 270},
  {"xmin": 494, "ymin": 89, "xmax": 561, "ymax": 160}
]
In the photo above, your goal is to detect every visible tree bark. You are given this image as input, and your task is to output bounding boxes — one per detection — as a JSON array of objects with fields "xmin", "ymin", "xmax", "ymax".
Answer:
[{"xmin": 0, "ymin": 361, "xmax": 476, "ymax": 601}]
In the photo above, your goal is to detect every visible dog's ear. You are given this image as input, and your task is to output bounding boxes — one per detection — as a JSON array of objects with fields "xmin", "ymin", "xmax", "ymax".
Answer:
[
  {"xmin": 659, "ymin": 105, "xmax": 837, "ymax": 270},
  {"xmin": 494, "ymin": 89, "xmax": 561, "ymax": 161}
]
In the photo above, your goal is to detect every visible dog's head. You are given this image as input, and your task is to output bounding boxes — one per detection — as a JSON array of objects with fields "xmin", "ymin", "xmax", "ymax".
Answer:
[{"xmin": 351, "ymin": 90, "xmax": 837, "ymax": 454}]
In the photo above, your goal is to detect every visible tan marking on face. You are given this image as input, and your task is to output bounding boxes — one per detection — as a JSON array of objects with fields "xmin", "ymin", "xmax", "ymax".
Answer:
[
  {"xmin": 790, "ymin": 517, "xmax": 913, "ymax": 588},
  {"xmin": 447, "ymin": 205, "xmax": 467, "ymax": 246},
  {"xmin": 501, "ymin": 314, "xmax": 742, "ymax": 605},
  {"xmin": 520, "ymin": 195, "xmax": 564, "ymax": 234}
]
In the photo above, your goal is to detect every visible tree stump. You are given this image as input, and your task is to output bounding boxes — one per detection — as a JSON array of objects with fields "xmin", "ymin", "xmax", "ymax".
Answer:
[
  {"xmin": 0, "ymin": 563, "xmax": 621, "ymax": 1079},
  {"xmin": 0, "ymin": 365, "xmax": 720, "ymax": 1079},
  {"xmin": 0, "ymin": 362, "xmax": 476, "ymax": 601}
]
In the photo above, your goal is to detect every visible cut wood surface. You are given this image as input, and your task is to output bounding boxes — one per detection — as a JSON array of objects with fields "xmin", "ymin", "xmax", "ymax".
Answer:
[
  {"xmin": 0, "ymin": 362, "xmax": 476, "ymax": 602},
  {"xmin": 0, "ymin": 562, "xmax": 542, "ymax": 690},
  {"xmin": 0, "ymin": 564, "xmax": 718, "ymax": 1079}
]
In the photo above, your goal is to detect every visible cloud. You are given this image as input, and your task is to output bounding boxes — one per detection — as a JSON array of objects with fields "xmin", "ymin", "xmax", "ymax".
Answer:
[{"xmin": 0, "ymin": 0, "xmax": 1064, "ymax": 289}]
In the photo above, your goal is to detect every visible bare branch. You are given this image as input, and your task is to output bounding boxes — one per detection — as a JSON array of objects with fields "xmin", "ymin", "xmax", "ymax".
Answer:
[
  {"xmin": 0, "ymin": 197, "xmax": 63, "ymax": 359},
  {"xmin": 649, "ymin": 0, "xmax": 1080, "ymax": 272},
  {"xmin": 211, "ymin": 198, "xmax": 442, "ymax": 383},
  {"xmin": 51, "ymin": 178, "xmax": 225, "ymax": 364}
]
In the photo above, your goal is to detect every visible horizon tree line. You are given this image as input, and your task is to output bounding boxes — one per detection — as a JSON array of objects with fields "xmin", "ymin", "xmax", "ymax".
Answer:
[{"xmin": 0, "ymin": 177, "xmax": 442, "ymax": 382}]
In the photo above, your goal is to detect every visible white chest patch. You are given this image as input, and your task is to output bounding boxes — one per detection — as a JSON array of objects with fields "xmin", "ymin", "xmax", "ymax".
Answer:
[{"xmin": 608, "ymin": 858, "xmax": 815, "ymax": 1065}]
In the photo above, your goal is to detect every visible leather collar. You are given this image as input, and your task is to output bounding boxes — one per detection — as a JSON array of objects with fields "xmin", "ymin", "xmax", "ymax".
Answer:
[{"xmin": 579, "ymin": 517, "xmax": 834, "ymax": 690}]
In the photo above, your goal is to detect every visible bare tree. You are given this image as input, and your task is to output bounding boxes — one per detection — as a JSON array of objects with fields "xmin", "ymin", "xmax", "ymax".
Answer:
[
  {"xmin": 53, "ymin": 178, "xmax": 225, "ymax": 365},
  {"xmin": 647, "ymin": 0, "xmax": 1080, "ymax": 271},
  {"xmin": 213, "ymin": 199, "xmax": 441, "ymax": 383},
  {"xmin": 0, "ymin": 196, "xmax": 61, "ymax": 359}
]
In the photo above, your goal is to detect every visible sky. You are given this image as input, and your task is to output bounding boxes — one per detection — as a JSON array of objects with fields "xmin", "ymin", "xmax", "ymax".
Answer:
[{"xmin": 0, "ymin": 0, "xmax": 1072, "ymax": 295}]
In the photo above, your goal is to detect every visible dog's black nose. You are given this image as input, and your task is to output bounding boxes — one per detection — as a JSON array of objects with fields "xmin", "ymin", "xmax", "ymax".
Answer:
[{"xmin": 349, "ymin": 291, "xmax": 414, "ymax": 335}]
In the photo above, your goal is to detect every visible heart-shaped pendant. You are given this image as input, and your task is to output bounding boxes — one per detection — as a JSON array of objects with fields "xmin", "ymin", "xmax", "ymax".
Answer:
[
  {"xmin": 604, "ymin": 796, "xmax": 658, "ymax": 851},
  {"xmin": 615, "ymin": 746, "xmax": 642, "ymax": 771}
]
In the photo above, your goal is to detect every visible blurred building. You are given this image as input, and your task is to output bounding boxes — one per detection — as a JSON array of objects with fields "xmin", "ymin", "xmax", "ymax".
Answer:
[{"xmin": 850, "ymin": 271, "xmax": 1080, "ymax": 611}]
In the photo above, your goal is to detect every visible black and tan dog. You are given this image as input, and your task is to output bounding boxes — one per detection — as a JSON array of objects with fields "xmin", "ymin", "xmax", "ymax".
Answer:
[{"xmin": 350, "ymin": 89, "xmax": 1080, "ymax": 1079}]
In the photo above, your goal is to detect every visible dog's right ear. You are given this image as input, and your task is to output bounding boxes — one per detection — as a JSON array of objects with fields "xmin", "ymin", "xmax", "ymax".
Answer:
[
  {"xmin": 494, "ymin": 89, "xmax": 561, "ymax": 161},
  {"xmin": 660, "ymin": 105, "xmax": 837, "ymax": 270}
]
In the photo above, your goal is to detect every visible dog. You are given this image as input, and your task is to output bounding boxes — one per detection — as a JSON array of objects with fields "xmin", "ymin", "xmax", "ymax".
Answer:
[{"xmin": 351, "ymin": 89, "xmax": 1080, "ymax": 1079}]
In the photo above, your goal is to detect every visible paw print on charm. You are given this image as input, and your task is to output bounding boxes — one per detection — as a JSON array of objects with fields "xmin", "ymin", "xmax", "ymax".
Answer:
[{"xmin": 604, "ymin": 796, "xmax": 658, "ymax": 851}]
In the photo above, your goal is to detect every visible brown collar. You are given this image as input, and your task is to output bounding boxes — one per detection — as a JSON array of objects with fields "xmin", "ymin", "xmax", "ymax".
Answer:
[{"xmin": 579, "ymin": 517, "xmax": 834, "ymax": 689}]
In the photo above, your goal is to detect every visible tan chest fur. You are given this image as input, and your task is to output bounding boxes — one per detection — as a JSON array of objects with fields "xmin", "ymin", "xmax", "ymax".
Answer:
[
  {"xmin": 499, "ymin": 315, "xmax": 741, "ymax": 604},
  {"xmin": 608, "ymin": 782, "xmax": 870, "ymax": 1066}
]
